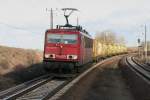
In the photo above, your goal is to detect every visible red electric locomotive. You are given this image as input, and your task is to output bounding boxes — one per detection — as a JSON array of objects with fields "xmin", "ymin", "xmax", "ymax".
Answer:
[{"xmin": 43, "ymin": 8, "xmax": 93, "ymax": 72}]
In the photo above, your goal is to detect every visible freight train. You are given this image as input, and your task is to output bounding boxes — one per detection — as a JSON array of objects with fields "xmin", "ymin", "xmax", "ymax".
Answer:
[
  {"xmin": 43, "ymin": 8, "xmax": 127, "ymax": 72},
  {"xmin": 93, "ymin": 40, "xmax": 127, "ymax": 62}
]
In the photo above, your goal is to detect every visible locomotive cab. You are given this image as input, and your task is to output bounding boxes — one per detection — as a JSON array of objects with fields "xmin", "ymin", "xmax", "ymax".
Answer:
[
  {"xmin": 43, "ymin": 28, "xmax": 81, "ymax": 72},
  {"xmin": 44, "ymin": 29, "xmax": 80, "ymax": 62}
]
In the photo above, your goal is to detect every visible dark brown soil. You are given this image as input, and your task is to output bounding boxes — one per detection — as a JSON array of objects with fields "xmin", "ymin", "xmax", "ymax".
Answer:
[{"xmin": 59, "ymin": 56, "xmax": 134, "ymax": 100}]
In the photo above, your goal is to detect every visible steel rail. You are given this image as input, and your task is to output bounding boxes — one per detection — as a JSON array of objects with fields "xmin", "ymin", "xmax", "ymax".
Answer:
[
  {"xmin": 16, "ymin": 79, "xmax": 67, "ymax": 100},
  {"xmin": 131, "ymin": 57, "xmax": 150, "ymax": 71},
  {"xmin": 0, "ymin": 74, "xmax": 54, "ymax": 100},
  {"xmin": 0, "ymin": 74, "xmax": 51, "ymax": 96},
  {"xmin": 125, "ymin": 56, "xmax": 150, "ymax": 82}
]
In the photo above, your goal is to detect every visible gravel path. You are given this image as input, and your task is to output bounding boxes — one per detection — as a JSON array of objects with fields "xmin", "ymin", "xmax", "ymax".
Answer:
[{"xmin": 59, "ymin": 57, "xmax": 134, "ymax": 100}]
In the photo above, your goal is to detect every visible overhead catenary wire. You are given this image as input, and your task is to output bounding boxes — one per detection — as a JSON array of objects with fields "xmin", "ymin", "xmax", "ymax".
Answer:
[{"xmin": 0, "ymin": 21, "xmax": 37, "ymax": 34}]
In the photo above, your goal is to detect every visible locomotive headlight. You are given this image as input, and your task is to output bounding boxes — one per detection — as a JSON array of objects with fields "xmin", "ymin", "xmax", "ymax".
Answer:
[
  {"xmin": 45, "ymin": 54, "xmax": 50, "ymax": 58},
  {"xmin": 72, "ymin": 55, "xmax": 78, "ymax": 59},
  {"xmin": 50, "ymin": 54, "xmax": 55, "ymax": 58},
  {"xmin": 45, "ymin": 54, "xmax": 55, "ymax": 58},
  {"xmin": 67, "ymin": 55, "xmax": 78, "ymax": 59}
]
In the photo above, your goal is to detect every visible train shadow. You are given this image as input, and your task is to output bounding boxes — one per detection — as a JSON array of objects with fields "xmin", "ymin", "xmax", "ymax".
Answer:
[
  {"xmin": 0, "ymin": 62, "xmax": 47, "ymax": 91},
  {"xmin": 0, "ymin": 62, "xmax": 93, "ymax": 91}
]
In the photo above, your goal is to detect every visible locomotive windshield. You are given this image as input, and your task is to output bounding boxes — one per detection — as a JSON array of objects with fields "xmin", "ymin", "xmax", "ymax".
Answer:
[{"xmin": 47, "ymin": 34, "xmax": 77, "ymax": 44}]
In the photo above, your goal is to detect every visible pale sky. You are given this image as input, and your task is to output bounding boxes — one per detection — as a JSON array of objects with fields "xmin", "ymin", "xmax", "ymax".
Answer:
[{"xmin": 0, "ymin": 0, "xmax": 150, "ymax": 50}]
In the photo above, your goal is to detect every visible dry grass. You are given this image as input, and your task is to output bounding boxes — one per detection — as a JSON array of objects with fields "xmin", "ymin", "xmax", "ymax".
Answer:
[
  {"xmin": 0, "ymin": 45, "xmax": 42, "ymax": 75},
  {"xmin": 0, "ymin": 45, "xmax": 47, "ymax": 91}
]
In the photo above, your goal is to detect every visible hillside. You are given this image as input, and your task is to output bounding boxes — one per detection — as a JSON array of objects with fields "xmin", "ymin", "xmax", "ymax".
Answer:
[{"xmin": 0, "ymin": 45, "xmax": 43, "ymax": 75}]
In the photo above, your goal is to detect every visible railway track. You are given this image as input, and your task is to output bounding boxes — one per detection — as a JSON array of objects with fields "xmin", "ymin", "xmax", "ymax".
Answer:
[
  {"xmin": 0, "ymin": 73, "xmax": 72, "ymax": 100},
  {"xmin": 0, "ymin": 74, "xmax": 54, "ymax": 99},
  {"xmin": 125, "ymin": 56, "xmax": 150, "ymax": 82},
  {"xmin": 0, "ymin": 56, "xmax": 119, "ymax": 100},
  {"xmin": 123, "ymin": 56, "xmax": 150, "ymax": 100}
]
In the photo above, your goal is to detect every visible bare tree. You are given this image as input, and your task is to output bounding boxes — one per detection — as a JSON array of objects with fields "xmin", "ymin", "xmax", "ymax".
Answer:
[
  {"xmin": 95, "ymin": 30, "xmax": 118, "ymax": 44},
  {"xmin": 95, "ymin": 30, "xmax": 126, "ymax": 46}
]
